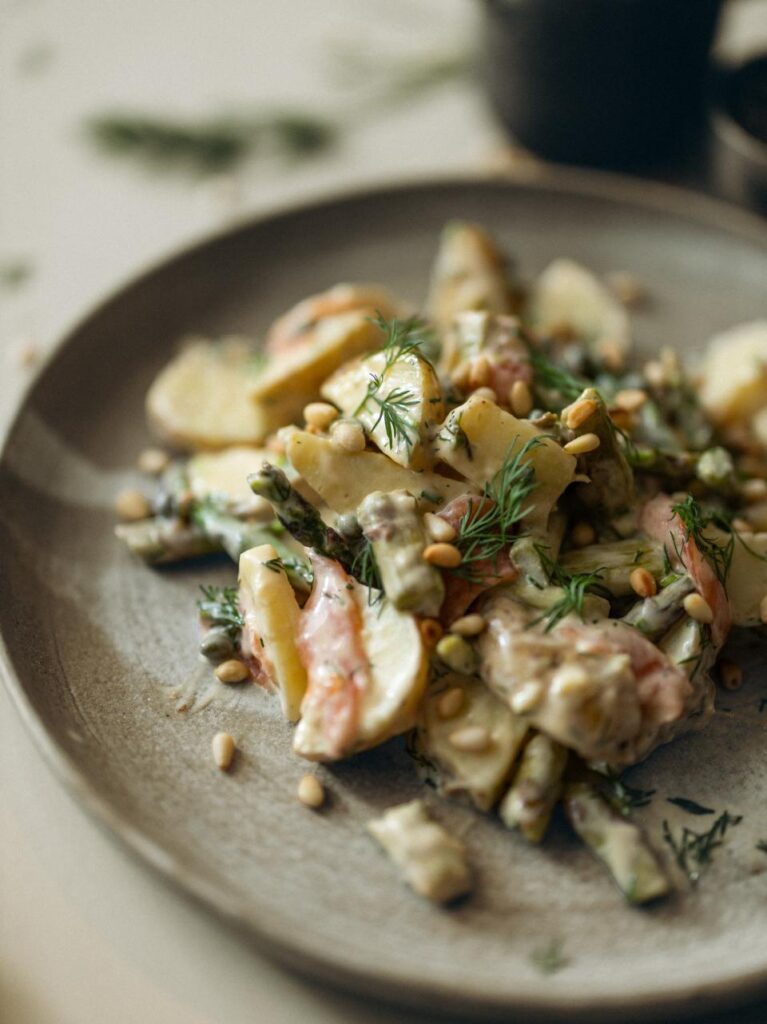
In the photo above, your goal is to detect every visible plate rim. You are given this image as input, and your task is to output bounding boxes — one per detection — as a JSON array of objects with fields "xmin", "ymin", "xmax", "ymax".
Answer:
[{"xmin": 2, "ymin": 167, "xmax": 767, "ymax": 1021}]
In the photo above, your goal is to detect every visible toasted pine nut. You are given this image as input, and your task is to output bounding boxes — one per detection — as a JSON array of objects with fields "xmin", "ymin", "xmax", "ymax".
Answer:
[
  {"xmin": 563, "ymin": 433, "xmax": 600, "ymax": 456},
  {"xmin": 423, "ymin": 512, "xmax": 457, "ymax": 543},
  {"xmin": 630, "ymin": 567, "xmax": 657, "ymax": 599},
  {"xmin": 606, "ymin": 271, "xmax": 646, "ymax": 307},
  {"xmin": 303, "ymin": 401, "xmax": 338, "ymax": 430},
  {"xmin": 742, "ymin": 478, "xmax": 767, "ymax": 503},
  {"xmin": 419, "ymin": 618, "xmax": 443, "ymax": 647},
  {"xmin": 719, "ymin": 660, "xmax": 743, "ymax": 691},
  {"xmin": 472, "ymin": 386, "xmax": 497, "ymax": 403},
  {"xmin": 136, "ymin": 447, "xmax": 169, "ymax": 475},
  {"xmin": 760, "ymin": 594, "xmax": 767, "ymax": 625},
  {"xmin": 570, "ymin": 521, "xmax": 596, "ymax": 547},
  {"xmin": 599, "ymin": 340, "xmax": 625, "ymax": 371},
  {"xmin": 614, "ymin": 388, "xmax": 648, "ymax": 412},
  {"xmin": 468, "ymin": 355, "xmax": 492, "ymax": 388},
  {"xmin": 509, "ymin": 380, "xmax": 533, "ymax": 417},
  {"xmin": 297, "ymin": 774, "xmax": 325, "ymax": 808},
  {"xmin": 437, "ymin": 686, "xmax": 465, "ymax": 719},
  {"xmin": 683, "ymin": 592, "xmax": 714, "ymax": 625},
  {"xmin": 510, "ymin": 680, "xmax": 544, "ymax": 714},
  {"xmin": 215, "ymin": 659, "xmax": 249, "ymax": 684},
  {"xmin": 115, "ymin": 488, "xmax": 151, "ymax": 521},
  {"xmin": 424, "ymin": 542, "xmax": 462, "ymax": 568},
  {"xmin": 448, "ymin": 725, "xmax": 490, "ymax": 753},
  {"xmin": 565, "ymin": 398, "xmax": 598, "ymax": 430},
  {"xmin": 212, "ymin": 731, "xmax": 236, "ymax": 770},
  {"xmin": 450, "ymin": 613, "xmax": 486, "ymax": 637},
  {"xmin": 643, "ymin": 360, "xmax": 666, "ymax": 388},
  {"xmin": 331, "ymin": 420, "xmax": 366, "ymax": 453},
  {"xmin": 551, "ymin": 665, "xmax": 590, "ymax": 696}
]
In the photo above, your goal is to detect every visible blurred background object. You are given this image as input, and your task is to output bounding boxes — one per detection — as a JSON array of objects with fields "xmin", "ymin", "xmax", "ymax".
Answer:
[
  {"xmin": 711, "ymin": 52, "xmax": 767, "ymax": 209},
  {"xmin": 480, "ymin": 0, "xmax": 723, "ymax": 170}
]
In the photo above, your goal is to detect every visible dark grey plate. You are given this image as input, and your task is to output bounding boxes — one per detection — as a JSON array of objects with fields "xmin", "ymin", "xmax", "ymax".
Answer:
[{"xmin": 2, "ymin": 172, "xmax": 767, "ymax": 1022}]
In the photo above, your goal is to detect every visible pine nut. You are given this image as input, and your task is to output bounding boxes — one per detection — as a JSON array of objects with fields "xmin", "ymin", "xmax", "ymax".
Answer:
[
  {"xmin": 331, "ymin": 420, "xmax": 366, "ymax": 453},
  {"xmin": 436, "ymin": 634, "xmax": 476, "ymax": 675},
  {"xmin": 760, "ymin": 594, "xmax": 767, "ymax": 625},
  {"xmin": 742, "ymin": 478, "xmax": 767, "ymax": 503},
  {"xmin": 565, "ymin": 398, "xmax": 598, "ymax": 430},
  {"xmin": 215, "ymin": 659, "xmax": 249, "ymax": 684},
  {"xmin": 448, "ymin": 725, "xmax": 490, "ymax": 753},
  {"xmin": 609, "ymin": 408, "xmax": 634, "ymax": 432},
  {"xmin": 419, "ymin": 618, "xmax": 443, "ymax": 647},
  {"xmin": 683, "ymin": 592, "xmax": 714, "ymax": 625},
  {"xmin": 563, "ymin": 433, "xmax": 600, "ymax": 456},
  {"xmin": 606, "ymin": 270, "xmax": 646, "ymax": 307},
  {"xmin": 614, "ymin": 388, "xmax": 648, "ymax": 412},
  {"xmin": 115, "ymin": 488, "xmax": 151, "ymax": 521},
  {"xmin": 424, "ymin": 542, "xmax": 462, "ymax": 568},
  {"xmin": 599, "ymin": 340, "xmax": 624, "ymax": 371},
  {"xmin": 472, "ymin": 386, "xmax": 497, "ymax": 403},
  {"xmin": 551, "ymin": 665, "xmax": 590, "ymax": 696},
  {"xmin": 630, "ymin": 567, "xmax": 657, "ymax": 599},
  {"xmin": 719, "ymin": 660, "xmax": 742, "ymax": 691},
  {"xmin": 509, "ymin": 380, "xmax": 533, "ymax": 417},
  {"xmin": 510, "ymin": 680, "xmax": 544, "ymax": 714},
  {"xmin": 136, "ymin": 447, "xmax": 169, "ymax": 475},
  {"xmin": 212, "ymin": 731, "xmax": 236, "ymax": 770},
  {"xmin": 297, "ymin": 774, "xmax": 325, "ymax": 808},
  {"xmin": 468, "ymin": 355, "xmax": 492, "ymax": 388},
  {"xmin": 423, "ymin": 512, "xmax": 457, "ymax": 543},
  {"xmin": 450, "ymin": 613, "xmax": 486, "ymax": 637},
  {"xmin": 643, "ymin": 360, "xmax": 666, "ymax": 388},
  {"xmin": 570, "ymin": 521, "xmax": 596, "ymax": 547},
  {"xmin": 437, "ymin": 686, "xmax": 465, "ymax": 719},
  {"xmin": 303, "ymin": 401, "xmax": 338, "ymax": 430}
]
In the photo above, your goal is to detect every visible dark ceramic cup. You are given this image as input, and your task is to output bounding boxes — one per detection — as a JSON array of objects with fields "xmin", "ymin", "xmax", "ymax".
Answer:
[{"xmin": 481, "ymin": 0, "xmax": 723, "ymax": 169}]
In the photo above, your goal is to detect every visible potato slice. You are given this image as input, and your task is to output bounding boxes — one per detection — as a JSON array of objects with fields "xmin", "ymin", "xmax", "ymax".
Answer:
[
  {"xmin": 724, "ymin": 530, "xmax": 767, "ymax": 626},
  {"xmin": 187, "ymin": 446, "xmax": 272, "ymax": 507},
  {"xmin": 321, "ymin": 350, "xmax": 444, "ymax": 469},
  {"xmin": 250, "ymin": 312, "xmax": 383, "ymax": 426},
  {"xmin": 293, "ymin": 573, "xmax": 427, "ymax": 760},
  {"xmin": 433, "ymin": 396, "xmax": 576, "ymax": 530},
  {"xmin": 147, "ymin": 338, "xmax": 274, "ymax": 450},
  {"xmin": 700, "ymin": 321, "xmax": 767, "ymax": 425},
  {"xmin": 238, "ymin": 544, "xmax": 307, "ymax": 721},
  {"xmin": 528, "ymin": 259, "xmax": 631, "ymax": 362},
  {"xmin": 285, "ymin": 429, "xmax": 473, "ymax": 514},
  {"xmin": 414, "ymin": 674, "xmax": 529, "ymax": 811}
]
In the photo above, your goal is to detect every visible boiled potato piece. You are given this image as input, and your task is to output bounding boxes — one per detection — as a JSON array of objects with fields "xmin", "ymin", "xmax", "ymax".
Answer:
[
  {"xmin": 239, "ymin": 544, "xmax": 307, "ymax": 721},
  {"xmin": 146, "ymin": 338, "xmax": 274, "ymax": 450},
  {"xmin": 285, "ymin": 430, "xmax": 473, "ymax": 515},
  {"xmin": 187, "ymin": 446, "xmax": 272, "ymax": 507},
  {"xmin": 322, "ymin": 350, "xmax": 444, "ymax": 469},
  {"xmin": 433, "ymin": 396, "xmax": 576, "ymax": 530},
  {"xmin": 250, "ymin": 312, "xmax": 383, "ymax": 425},
  {"xmin": 528, "ymin": 259, "xmax": 631, "ymax": 362},
  {"xmin": 293, "ymin": 577, "xmax": 427, "ymax": 760},
  {"xmin": 700, "ymin": 321, "xmax": 767, "ymax": 425},
  {"xmin": 414, "ymin": 674, "xmax": 529, "ymax": 811},
  {"xmin": 725, "ymin": 530, "xmax": 767, "ymax": 626}
]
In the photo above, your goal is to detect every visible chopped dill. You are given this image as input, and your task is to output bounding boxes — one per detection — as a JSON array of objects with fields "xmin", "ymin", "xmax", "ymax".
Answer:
[
  {"xmin": 756, "ymin": 840, "xmax": 767, "ymax": 855},
  {"xmin": 197, "ymin": 584, "xmax": 243, "ymax": 637},
  {"xmin": 601, "ymin": 776, "xmax": 656, "ymax": 817},
  {"xmin": 355, "ymin": 377, "xmax": 418, "ymax": 451},
  {"xmin": 372, "ymin": 312, "xmax": 435, "ymax": 367},
  {"xmin": 533, "ymin": 545, "xmax": 611, "ymax": 631},
  {"xmin": 526, "ymin": 347, "xmax": 587, "ymax": 405},
  {"xmin": 670, "ymin": 494, "xmax": 734, "ymax": 585},
  {"xmin": 530, "ymin": 938, "xmax": 568, "ymax": 975},
  {"xmin": 662, "ymin": 810, "xmax": 743, "ymax": 885},
  {"xmin": 666, "ymin": 797, "xmax": 715, "ymax": 816},
  {"xmin": 451, "ymin": 437, "xmax": 541, "ymax": 580},
  {"xmin": 437, "ymin": 412, "xmax": 473, "ymax": 460},
  {"xmin": 262, "ymin": 557, "xmax": 284, "ymax": 573},
  {"xmin": 352, "ymin": 538, "xmax": 384, "ymax": 604}
]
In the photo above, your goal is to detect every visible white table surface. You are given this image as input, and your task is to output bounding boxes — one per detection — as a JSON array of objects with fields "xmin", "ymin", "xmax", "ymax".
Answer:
[{"xmin": 2, "ymin": 2, "xmax": 766, "ymax": 1022}]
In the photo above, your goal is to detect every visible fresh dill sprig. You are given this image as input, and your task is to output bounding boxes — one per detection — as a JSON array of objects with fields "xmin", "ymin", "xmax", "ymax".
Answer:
[
  {"xmin": 0, "ymin": 260, "xmax": 33, "ymax": 291},
  {"xmin": 526, "ymin": 347, "xmax": 587, "ymax": 405},
  {"xmin": 451, "ymin": 437, "xmax": 541, "ymax": 579},
  {"xmin": 600, "ymin": 775, "xmax": 656, "ymax": 817},
  {"xmin": 529, "ymin": 938, "xmax": 568, "ymax": 975},
  {"xmin": 666, "ymin": 796, "xmax": 715, "ymax": 816},
  {"xmin": 661, "ymin": 810, "xmax": 743, "ymax": 885},
  {"xmin": 352, "ymin": 538, "xmax": 384, "ymax": 603},
  {"xmin": 533, "ymin": 545, "xmax": 610, "ymax": 631},
  {"xmin": 670, "ymin": 494, "xmax": 734, "ymax": 585},
  {"xmin": 197, "ymin": 584, "xmax": 243, "ymax": 638},
  {"xmin": 373, "ymin": 312, "xmax": 435, "ymax": 366},
  {"xmin": 356, "ymin": 378, "xmax": 419, "ymax": 451}
]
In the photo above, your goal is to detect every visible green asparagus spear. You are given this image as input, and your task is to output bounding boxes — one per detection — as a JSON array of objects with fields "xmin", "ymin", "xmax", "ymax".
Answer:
[
  {"xmin": 499, "ymin": 733, "xmax": 567, "ymax": 842},
  {"xmin": 560, "ymin": 538, "xmax": 665, "ymax": 597},
  {"xmin": 115, "ymin": 517, "xmax": 220, "ymax": 563},
  {"xmin": 356, "ymin": 490, "xmax": 444, "ymax": 616},
  {"xmin": 248, "ymin": 463, "xmax": 359, "ymax": 573},
  {"xmin": 621, "ymin": 574, "xmax": 695, "ymax": 638},
  {"xmin": 564, "ymin": 388, "xmax": 635, "ymax": 516},
  {"xmin": 563, "ymin": 781, "xmax": 670, "ymax": 904}
]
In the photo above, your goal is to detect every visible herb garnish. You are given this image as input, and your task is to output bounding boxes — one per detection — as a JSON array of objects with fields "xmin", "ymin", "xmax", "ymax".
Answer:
[
  {"xmin": 533, "ymin": 546, "xmax": 611, "ymax": 631},
  {"xmin": 262, "ymin": 557, "xmax": 284, "ymax": 573},
  {"xmin": 670, "ymin": 495, "xmax": 734, "ymax": 585},
  {"xmin": 374, "ymin": 312, "xmax": 435, "ymax": 367},
  {"xmin": 451, "ymin": 437, "xmax": 541, "ymax": 580},
  {"xmin": 526, "ymin": 347, "xmax": 587, "ymax": 405},
  {"xmin": 666, "ymin": 797, "xmax": 715, "ymax": 816},
  {"xmin": 355, "ymin": 378, "xmax": 418, "ymax": 451},
  {"xmin": 197, "ymin": 584, "xmax": 243, "ymax": 637},
  {"xmin": 437, "ymin": 411, "xmax": 473, "ymax": 460},
  {"xmin": 0, "ymin": 260, "xmax": 33, "ymax": 291},
  {"xmin": 352, "ymin": 538, "xmax": 384, "ymax": 603},
  {"xmin": 529, "ymin": 938, "xmax": 568, "ymax": 975},
  {"xmin": 662, "ymin": 810, "xmax": 743, "ymax": 885},
  {"xmin": 601, "ymin": 776, "xmax": 656, "ymax": 817}
]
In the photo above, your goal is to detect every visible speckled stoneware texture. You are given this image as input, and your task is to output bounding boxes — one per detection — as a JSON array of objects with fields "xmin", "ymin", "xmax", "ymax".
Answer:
[{"xmin": 1, "ymin": 174, "xmax": 767, "ymax": 1021}]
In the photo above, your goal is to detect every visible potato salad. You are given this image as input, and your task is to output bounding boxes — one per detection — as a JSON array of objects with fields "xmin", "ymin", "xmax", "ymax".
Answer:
[{"xmin": 116, "ymin": 222, "xmax": 767, "ymax": 905}]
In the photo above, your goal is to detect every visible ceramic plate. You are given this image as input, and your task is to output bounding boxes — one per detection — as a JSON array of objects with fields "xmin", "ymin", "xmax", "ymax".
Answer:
[{"xmin": 2, "ymin": 173, "xmax": 767, "ymax": 1021}]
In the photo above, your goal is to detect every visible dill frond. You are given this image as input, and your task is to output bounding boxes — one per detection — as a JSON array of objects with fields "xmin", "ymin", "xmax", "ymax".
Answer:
[
  {"xmin": 662, "ymin": 810, "xmax": 743, "ymax": 885},
  {"xmin": 197, "ymin": 584, "xmax": 243, "ymax": 637}
]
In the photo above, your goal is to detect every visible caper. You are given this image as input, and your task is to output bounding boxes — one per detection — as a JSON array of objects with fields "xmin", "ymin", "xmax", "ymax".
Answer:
[{"xmin": 200, "ymin": 627, "xmax": 235, "ymax": 663}]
